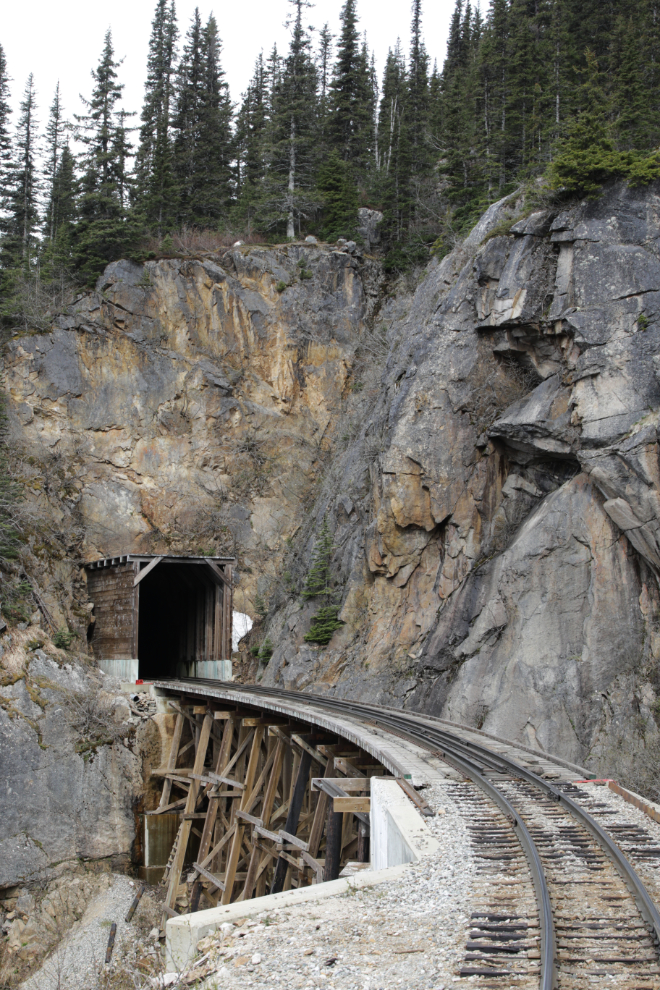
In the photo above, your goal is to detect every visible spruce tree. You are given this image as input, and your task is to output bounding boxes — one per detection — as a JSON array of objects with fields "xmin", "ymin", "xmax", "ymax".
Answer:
[
  {"xmin": 317, "ymin": 149, "xmax": 358, "ymax": 240},
  {"xmin": 135, "ymin": 0, "xmax": 178, "ymax": 233},
  {"xmin": 260, "ymin": 0, "xmax": 319, "ymax": 239},
  {"xmin": 234, "ymin": 54, "xmax": 268, "ymax": 233},
  {"xmin": 328, "ymin": 0, "xmax": 374, "ymax": 176},
  {"xmin": 408, "ymin": 0, "xmax": 431, "ymax": 180},
  {"xmin": 2, "ymin": 75, "xmax": 40, "ymax": 270},
  {"xmin": 43, "ymin": 83, "xmax": 67, "ymax": 244},
  {"xmin": 0, "ymin": 45, "xmax": 11, "ymax": 203},
  {"xmin": 172, "ymin": 9, "xmax": 234, "ymax": 227},
  {"xmin": 46, "ymin": 144, "xmax": 77, "ymax": 266},
  {"xmin": 196, "ymin": 14, "xmax": 234, "ymax": 221},
  {"xmin": 302, "ymin": 516, "xmax": 343, "ymax": 646},
  {"xmin": 317, "ymin": 24, "xmax": 334, "ymax": 149},
  {"xmin": 73, "ymin": 30, "xmax": 140, "ymax": 282}
]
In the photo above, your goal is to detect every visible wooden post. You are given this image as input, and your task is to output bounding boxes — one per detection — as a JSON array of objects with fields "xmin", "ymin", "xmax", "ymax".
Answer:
[
  {"xmin": 357, "ymin": 821, "xmax": 370, "ymax": 863},
  {"xmin": 190, "ymin": 715, "xmax": 235, "ymax": 907},
  {"xmin": 164, "ymin": 714, "xmax": 212, "ymax": 914},
  {"xmin": 222, "ymin": 726, "xmax": 265, "ymax": 905},
  {"xmin": 222, "ymin": 565, "xmax": 232, "ymax": 661},
  {"xmin": 158, "ymin": 714, "xmax": 184, "ymax": 811},
  {"xmin": 308, "ymin": 756, "xmax": 335, "ymax": 857},
  {"xmin": 323, "ymin": 804, "xmax": 343, "ymax": 882},
  {"xmin": 271, "ymin": 750, "xmax": 311, "ymax": 894}
]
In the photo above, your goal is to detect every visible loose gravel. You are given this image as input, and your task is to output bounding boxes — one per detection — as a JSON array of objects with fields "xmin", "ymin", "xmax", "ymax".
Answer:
[
  {"xmin": 20, "ymin": 875, "xmax": 138, "ymax": 990},
  {"xmin": 187, "ymin": 781, "xmax": 476, "ymax": 990}
]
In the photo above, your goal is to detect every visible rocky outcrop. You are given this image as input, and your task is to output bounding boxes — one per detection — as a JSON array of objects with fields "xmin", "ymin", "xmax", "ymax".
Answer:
[
  {"xmin": 258, "ymin": 184, "xmax": 660, "ymax": 784},
  {"xmin": 4, "ymin": 189, "xmax": 660, "ymax": 792},
  {"xmin": 3, "ymin": 244, "xmax": 384, "ymax": 632}
]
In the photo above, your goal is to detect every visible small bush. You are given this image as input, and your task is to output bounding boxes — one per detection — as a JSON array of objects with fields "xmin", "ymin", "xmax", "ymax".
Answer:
[
  {"xmin": 258, "ymin": 637, "xmax": 274, "ymax": 661},
  {"xmin": 53, "ymin": 627, "xmax": 73, "ymax": 650},
  {"xmin": 276, "ymin": 280, "xmax": 288, "ymax": 293}
]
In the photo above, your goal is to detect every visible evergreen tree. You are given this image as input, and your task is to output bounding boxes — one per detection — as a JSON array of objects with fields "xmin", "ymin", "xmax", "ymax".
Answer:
[
  {"xmin": 43, "ymin": 83, "xmax": 68, "ymax": 244},
  {"xmin": 328, "ymin": 0, "xmax": 374, "ymax": 176},
  {"xmin": 46, "ymin": 144, "xmax": 77, "ymax": 265},
  {"xmin": 302, "ymin": 516, "xmax": 343, "ymax": 646},
  {"xmin": 2, "ymin": 75, "xmax": 40, "ymax": 270},
  {"xmin": 235, "ymin": 54, "xmax": 268, "ymax": 233},
  {"xmin": 548, "ymin": 49, "xmax": 660, "ymax": 195},
  {"xmin": 0, "ymin": 45, "xmax": 11, "ymax": 203},
  {"xmin": 317, "ymin": 24, "xmax": 333, "ymax": 148},
  {"xmin": 135, "ymin": 0, "xmax": 178, "ymax": 232},
  {"xmin": 259, "ymin": 0, "xmax": 319, "ymax": 239},
  {"xmin": 73, "ymin": 30, "xmax": 140, "ymax": 282},
  {"xmin": 317, "ymin": 149, "xmax": 358, "ymax": 240},
  {"xmin": 172, "ymin": 9, "xmax": 234, "ymax": 226},
  {"xmin": 408, "ymin": 0, "xmax": 431, "ymax": 180}
]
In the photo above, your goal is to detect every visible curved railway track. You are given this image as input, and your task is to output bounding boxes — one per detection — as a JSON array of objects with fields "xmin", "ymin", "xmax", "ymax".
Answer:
[{"xmin": 162, "ymin": 679, "xmax": 660, "ymax": 988}]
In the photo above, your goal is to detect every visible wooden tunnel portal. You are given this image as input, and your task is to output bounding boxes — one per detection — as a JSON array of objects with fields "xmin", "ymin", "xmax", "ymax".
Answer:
[{"xmin": 86, "ymin": 554, "xmax": 235, "ymax": 682}]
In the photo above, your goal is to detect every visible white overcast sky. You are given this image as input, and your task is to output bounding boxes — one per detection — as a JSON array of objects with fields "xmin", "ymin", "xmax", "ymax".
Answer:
[{"xmin": 3, "ymin": 0, "xmax": 457, "ymax": 127}]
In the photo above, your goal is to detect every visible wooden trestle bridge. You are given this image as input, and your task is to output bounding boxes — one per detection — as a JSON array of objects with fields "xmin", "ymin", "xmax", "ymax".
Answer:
[{"xmin": 150, "ymin": 680, "xmax": 660, "ymax": 989}]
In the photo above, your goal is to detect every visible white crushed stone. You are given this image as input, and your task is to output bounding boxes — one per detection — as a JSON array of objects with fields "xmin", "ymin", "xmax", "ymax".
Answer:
[
  {"xmin": 190, "ymin": 780, "xmax": 474, "ymax": 990},
  {"xmin": 20, "ymin": 875, "xmax": 137, "ymax": 990}
]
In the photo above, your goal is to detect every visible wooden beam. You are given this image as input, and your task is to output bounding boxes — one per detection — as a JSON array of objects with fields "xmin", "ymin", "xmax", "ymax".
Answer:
[
  {"xmin": 311, "ymin": 777, "xmax": 371, "ymax": 792},
  {"xmin": 291, "ymin": 734, "xmax": 328, "ymax": 768},
  {"xmin": 192, "ymin": 862, "xmax": 225, "ymax": 891},
  {"xmin": 271, "ymin": 750, "xmax": 311, "ymax": 894},
  {"xmin": 333, "ymin": 797, "xmax": 371, "ymax": 813},
  {"xmin": 164, "ymin": 714, "xmax": 212, "ymax": 914},
  {"xmin": 301, "ymin": 851, "xmax": 324, "ymax": 882},
  {"xmin": 334, "ymin": 756, "xmax": 366, "ymax": 777},
  {"xmin": 133, "ymin": 556, "xmax": 164, "ymax": 587},
  {"xmin": 158, "ymin": 713, "xmax": 184, "ymax": 810},
  {"xmin": 279, "ymin": 830, "xmax": 309, "ymax": 852},
  {"xmin": 221, "ymin": 726, "xmax": 264, "ymax": 905},
  {"xmin": 308, "ymin": 756, "xmax": 334, "ymax": 858}
]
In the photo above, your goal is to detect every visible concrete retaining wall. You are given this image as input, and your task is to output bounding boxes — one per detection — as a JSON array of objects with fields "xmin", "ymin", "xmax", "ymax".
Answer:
[
  {"xmin": 370, "ymin": 778, "xmax": 441, "ymax": 870},
  {"xmin": 98, "ymin": 657, "xmax": 139, "ymax": 681}
]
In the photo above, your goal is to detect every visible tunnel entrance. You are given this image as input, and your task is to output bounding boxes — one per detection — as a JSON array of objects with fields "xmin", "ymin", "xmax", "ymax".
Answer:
[{"xmin": 85, "ymin": 555, "xmax": 234, "ymax": 681}]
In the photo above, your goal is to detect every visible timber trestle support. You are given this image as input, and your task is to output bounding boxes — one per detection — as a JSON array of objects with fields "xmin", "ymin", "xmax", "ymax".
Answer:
[{"xmin": 149, "ymin": 694, "xmax": 385, "ymax": 919}]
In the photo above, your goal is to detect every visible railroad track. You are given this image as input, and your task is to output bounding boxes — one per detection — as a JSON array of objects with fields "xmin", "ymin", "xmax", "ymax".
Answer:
[{"xmin": 161, "ymin": 678, "xmax": 660, "ymax": 988}]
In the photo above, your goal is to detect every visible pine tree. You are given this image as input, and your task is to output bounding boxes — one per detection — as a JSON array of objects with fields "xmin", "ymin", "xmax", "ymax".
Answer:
[
  {"xmin": 135, "ymin": 0, "xmax": 178, "ymax": 233},
  {"xmin": 73, "ymin": 30, "xmax": 140, "ymax": 282},
  {"xmin": 302, "ymin": 516, "xmax": 343, "ymax": 646}
]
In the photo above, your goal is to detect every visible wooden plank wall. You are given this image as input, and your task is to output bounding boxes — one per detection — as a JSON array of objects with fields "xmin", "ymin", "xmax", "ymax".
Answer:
[{"xmin": 88, "ymin": 563, "xmax": 137, "ymax": 660}]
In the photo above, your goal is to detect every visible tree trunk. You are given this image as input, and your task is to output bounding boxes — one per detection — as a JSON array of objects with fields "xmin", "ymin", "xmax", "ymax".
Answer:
[{"xmin": 287, "ymin": 114, "xmax": 296, "ymax": 240}]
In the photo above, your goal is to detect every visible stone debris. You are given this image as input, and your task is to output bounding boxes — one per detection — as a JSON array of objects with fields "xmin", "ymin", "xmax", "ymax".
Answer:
[{"xmin": 183, "ymin": 781, "xmax": 473, "ymax": 990}]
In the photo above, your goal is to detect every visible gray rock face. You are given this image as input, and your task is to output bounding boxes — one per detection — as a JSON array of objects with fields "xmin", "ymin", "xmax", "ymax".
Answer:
[
  {"xmin": 5, "ymin": 186, "xmax": 660, "ymax": 791},
  {"xmin": 0, "ymin": 655, "xmax": 144, "ymax": 887},
  {"xmin": 260, "ymin": 182, "xmax": 660, "ymax": 780}
]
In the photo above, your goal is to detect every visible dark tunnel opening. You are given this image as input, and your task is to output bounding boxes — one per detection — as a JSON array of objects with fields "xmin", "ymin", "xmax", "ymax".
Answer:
[{"xmin": 137, "ymin": 563, "xmax": 220, "ymax": 680}]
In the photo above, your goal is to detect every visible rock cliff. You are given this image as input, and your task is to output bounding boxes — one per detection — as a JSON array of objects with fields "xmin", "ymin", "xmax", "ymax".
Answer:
[{"xmin": 4, "ymin": 184, "xmax": 660, "ymax": 802}]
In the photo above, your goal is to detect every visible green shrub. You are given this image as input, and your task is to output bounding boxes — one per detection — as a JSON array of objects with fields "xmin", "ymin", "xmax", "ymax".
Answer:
[
  {"xmin": 53, "ymin": 627, "xmax": 73, "ymax": 650},
  {"xmin": 258, "ymin": 637, "xmax": 274, "ymax": 661},
  {"xmin": 276, "ymin": 280, "xmax": 288, "ymax": 293}
]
